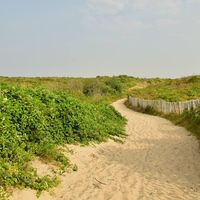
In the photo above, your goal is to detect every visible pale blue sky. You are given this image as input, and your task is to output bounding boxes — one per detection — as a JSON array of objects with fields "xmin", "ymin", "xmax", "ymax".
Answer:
[{"xmin": 0, "ymin": 0, "xmax": 200, "ymax": 77}]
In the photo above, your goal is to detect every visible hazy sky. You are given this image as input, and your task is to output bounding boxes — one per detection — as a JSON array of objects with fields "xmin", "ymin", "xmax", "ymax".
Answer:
[{"xmin": 0, "ymin": 0, "xmax": 200, "ymax": 78}]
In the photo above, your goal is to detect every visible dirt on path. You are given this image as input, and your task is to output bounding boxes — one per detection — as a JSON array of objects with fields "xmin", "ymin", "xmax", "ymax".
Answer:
[{"xmin": 11, "ymin": 99, "xmax": 200, "ymax": 200}]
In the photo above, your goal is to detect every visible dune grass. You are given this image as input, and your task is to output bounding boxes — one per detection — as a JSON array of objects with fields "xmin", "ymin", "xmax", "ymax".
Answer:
[
  {"xmin": 129, "ymin": 75, "xmax": 200, "ymax": 102},
  {"xmin": 0, "ymin": 75, "xmax": 139, "ymax": 103}
]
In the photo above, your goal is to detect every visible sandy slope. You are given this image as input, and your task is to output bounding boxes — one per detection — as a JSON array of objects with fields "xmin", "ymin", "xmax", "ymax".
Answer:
[{"xmin": 11, "ymin": 99, "xmax": 200, "ymax": 200}]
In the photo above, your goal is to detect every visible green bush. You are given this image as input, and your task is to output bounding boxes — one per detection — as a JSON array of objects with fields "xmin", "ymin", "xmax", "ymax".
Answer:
[
  {"xmin": 83, "ymin": 80, "xmax": 106, "ymax": 96},
  {"xmin": 0, "ymin": 84, "xmax": 126, "ymax": 195},
  {"xmin": 105, "ymin": 79, "xmax": 122, "ymax": 94},
  {"xmin": 82, "ymin": 78, "xmax": 124, "ymax": 98}
]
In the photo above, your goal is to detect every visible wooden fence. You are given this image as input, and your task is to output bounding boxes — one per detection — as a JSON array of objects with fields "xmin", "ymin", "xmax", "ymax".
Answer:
[{"xmin": 128, "ymin": 96, "xmax": 200, "ymax": 114}]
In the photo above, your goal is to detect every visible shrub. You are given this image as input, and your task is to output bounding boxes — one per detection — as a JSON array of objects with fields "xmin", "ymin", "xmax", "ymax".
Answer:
[
  {"xmin": 0, "ymin": 84, "xmax": 126, "ymax": 196},
  {"xmin": 83, "ymin": 80, "xmax": 104, "ymax": 96},
  {"xmin": 105, "ymin": 79, "xmax": 122, "ymax": 94}
]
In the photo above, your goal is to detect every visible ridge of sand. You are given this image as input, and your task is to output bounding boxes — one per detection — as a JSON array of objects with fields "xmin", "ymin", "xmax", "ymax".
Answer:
[{"xmin": 11, "ymin": 99, "xmax": 200, "ymax": 200}]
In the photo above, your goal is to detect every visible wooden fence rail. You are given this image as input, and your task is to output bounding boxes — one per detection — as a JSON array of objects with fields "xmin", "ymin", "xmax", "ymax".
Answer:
[{"xmin": 128, "ymin": 96, "xmax": 200, "ymax": 114}]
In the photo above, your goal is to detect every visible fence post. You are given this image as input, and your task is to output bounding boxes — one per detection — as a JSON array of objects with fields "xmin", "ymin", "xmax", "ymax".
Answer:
[{"xmin": 128, "ymin": 97, "xmax": 200, "ymax": 114}]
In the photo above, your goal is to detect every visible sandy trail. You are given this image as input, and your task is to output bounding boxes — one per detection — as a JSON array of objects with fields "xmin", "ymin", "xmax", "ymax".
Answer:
[{"xmin": 11, "ymin": 99, "xmax": 200, "ymax": 200}]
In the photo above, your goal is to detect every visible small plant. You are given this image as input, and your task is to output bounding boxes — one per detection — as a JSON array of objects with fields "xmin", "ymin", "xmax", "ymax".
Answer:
[
  {"xmin": 72, "ymin": 164, "xmax": 78, "ymax": 172},
  {"xmin": 0, "ymin": 187, "xmax": 9, "ymax": 200}
]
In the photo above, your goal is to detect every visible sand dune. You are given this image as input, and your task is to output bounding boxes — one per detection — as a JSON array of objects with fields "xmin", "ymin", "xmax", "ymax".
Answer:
[{"xmin": 11, "ymin": 99, "xmax": 200, "ymax": 200}]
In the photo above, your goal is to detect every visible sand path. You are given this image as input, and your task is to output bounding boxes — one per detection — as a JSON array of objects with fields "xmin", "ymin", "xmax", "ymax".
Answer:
[{"xmin": 11, "ymin": 99, "xmax": 200, "ymax": 200}]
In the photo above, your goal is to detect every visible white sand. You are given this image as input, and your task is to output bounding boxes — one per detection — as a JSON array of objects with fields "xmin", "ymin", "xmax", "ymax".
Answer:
[{"xmin": 11, "ymin": 99, "xmax": 200, "ymax": 200}]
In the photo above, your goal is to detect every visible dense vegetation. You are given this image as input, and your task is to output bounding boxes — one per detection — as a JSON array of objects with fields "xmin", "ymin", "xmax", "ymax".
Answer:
[
  {"xmin": 1, "ymin": 75, "xmax": 199, "ymax": 103},
  {"xmin": 0, "ymin": 75, "xmax": 139, "ymax": 103},
  {"xmin": 0, "ymin": 84, "xmax": 126, "ymax": 197},
  {"xmin": 129, "ymin": 75, "xmax": 200, "ymax": 102}
]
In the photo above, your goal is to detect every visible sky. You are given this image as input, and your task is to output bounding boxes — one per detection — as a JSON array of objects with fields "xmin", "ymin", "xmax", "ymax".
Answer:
[{"xmin": 0, "ymin": 0, "xmax": 200, "ymax": 78}]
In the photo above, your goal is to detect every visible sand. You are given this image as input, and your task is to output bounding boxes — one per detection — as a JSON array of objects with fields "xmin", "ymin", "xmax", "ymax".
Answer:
[{"xmin": 11, "ymin": 99, "xmax": 200, "ymax": 200}]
